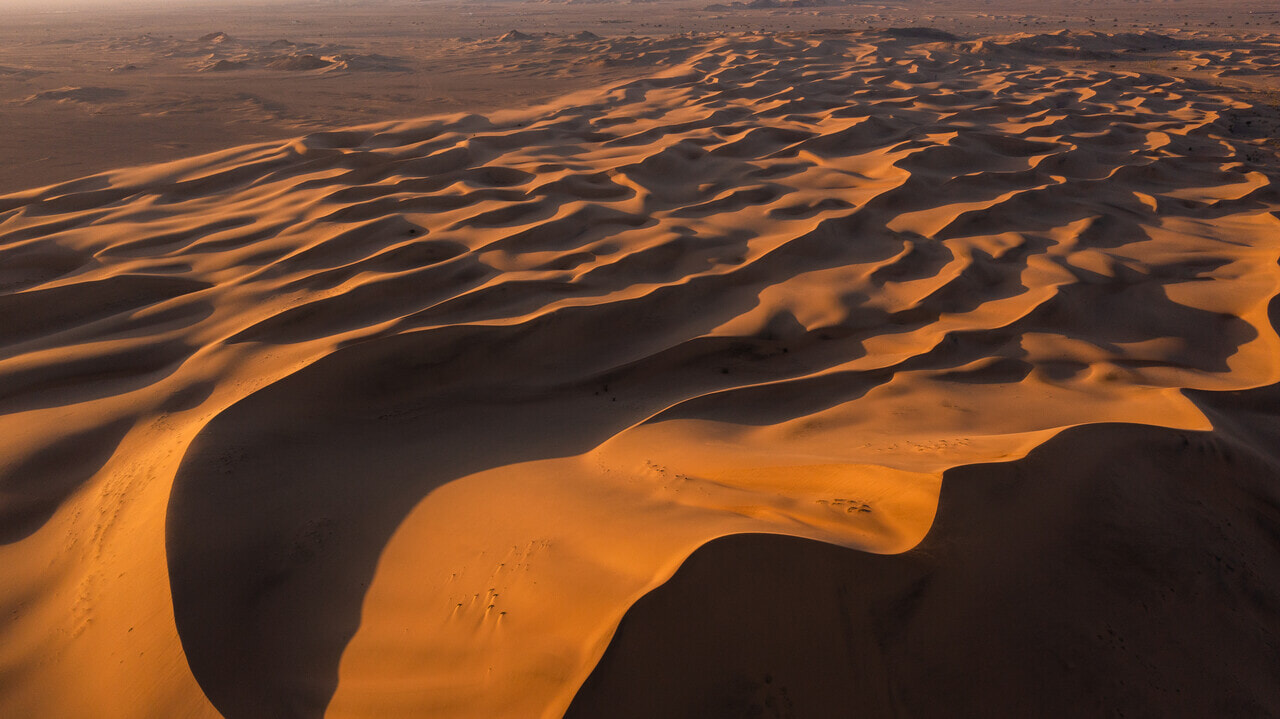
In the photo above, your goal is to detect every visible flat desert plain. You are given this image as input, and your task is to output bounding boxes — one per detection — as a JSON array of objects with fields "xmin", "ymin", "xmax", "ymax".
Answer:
[{"xmin": 2, "ymin": 0, "xmax": 1280, "ymax": 717}]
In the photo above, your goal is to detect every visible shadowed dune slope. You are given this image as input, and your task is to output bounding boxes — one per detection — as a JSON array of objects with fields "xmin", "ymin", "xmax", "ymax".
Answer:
[{"xmin": 2, "ymin": 28, "xmax": 1280, "ymax": 719}]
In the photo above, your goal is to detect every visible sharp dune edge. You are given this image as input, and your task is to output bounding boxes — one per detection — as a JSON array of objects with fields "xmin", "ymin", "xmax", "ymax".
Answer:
[{"xmin": 1, "ymin": 27, "xmax": 1280, "ymax": 719}]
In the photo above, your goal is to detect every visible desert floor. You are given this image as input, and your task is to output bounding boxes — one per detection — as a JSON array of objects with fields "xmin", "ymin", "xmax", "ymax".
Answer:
[{"xmin": 2, "ymin": 0, "xmax": 1280, "ymax": 717}]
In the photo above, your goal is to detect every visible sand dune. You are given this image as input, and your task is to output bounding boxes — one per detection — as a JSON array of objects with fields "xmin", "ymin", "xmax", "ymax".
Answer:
[
  {"xmin": 4, "ymin": 0, "xmax": 1277, "ymax": 192},
  {"xmin": 569, "ymin": 408, "xmax": 1280, "ymax": 717},
  {"xmin": 21, "ymin": 86, "xmax": 130, "ymax": 104},
  {"xmin": 2, "ymin": 25, "xmax": 1280, "ymax": 719}
]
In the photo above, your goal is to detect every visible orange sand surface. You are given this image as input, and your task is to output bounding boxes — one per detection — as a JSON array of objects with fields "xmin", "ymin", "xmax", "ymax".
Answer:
[{"xmin": 3, "ymin": 11, "xmax": 1280, "ymax": 719}]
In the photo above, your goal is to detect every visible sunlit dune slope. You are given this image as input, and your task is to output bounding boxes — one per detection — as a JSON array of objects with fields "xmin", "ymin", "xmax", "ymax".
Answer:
[{"xmin": 1, "ymin": 29, "xmax": 1279, "ymax": 719}]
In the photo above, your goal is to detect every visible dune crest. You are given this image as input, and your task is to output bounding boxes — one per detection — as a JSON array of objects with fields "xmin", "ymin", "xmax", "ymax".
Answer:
[{"xmin": 2, "ymin": 29, "xmax": 1279, "ymax": 718}]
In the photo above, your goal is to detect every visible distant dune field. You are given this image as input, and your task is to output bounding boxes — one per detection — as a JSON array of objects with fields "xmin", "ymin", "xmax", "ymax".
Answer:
[{"xmin": 2, "ymin": 7, "xmax": 1280, "ymax": 719}]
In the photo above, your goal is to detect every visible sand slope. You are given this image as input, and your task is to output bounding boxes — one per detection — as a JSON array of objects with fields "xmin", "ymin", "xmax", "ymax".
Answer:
[
  {"xmin": 2, "ymin": 28, "xmax": 1280, "ymax": 718},
  {"xmin": 568, "ymin": 409, "xmax": 1280, "ymax": 717}
]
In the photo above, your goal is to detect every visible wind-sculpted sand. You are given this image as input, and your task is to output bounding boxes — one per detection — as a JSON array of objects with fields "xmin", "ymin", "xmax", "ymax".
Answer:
[{"xmin": 2, "ymin": 28, "xmax": 1280, "ymax": 718}]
